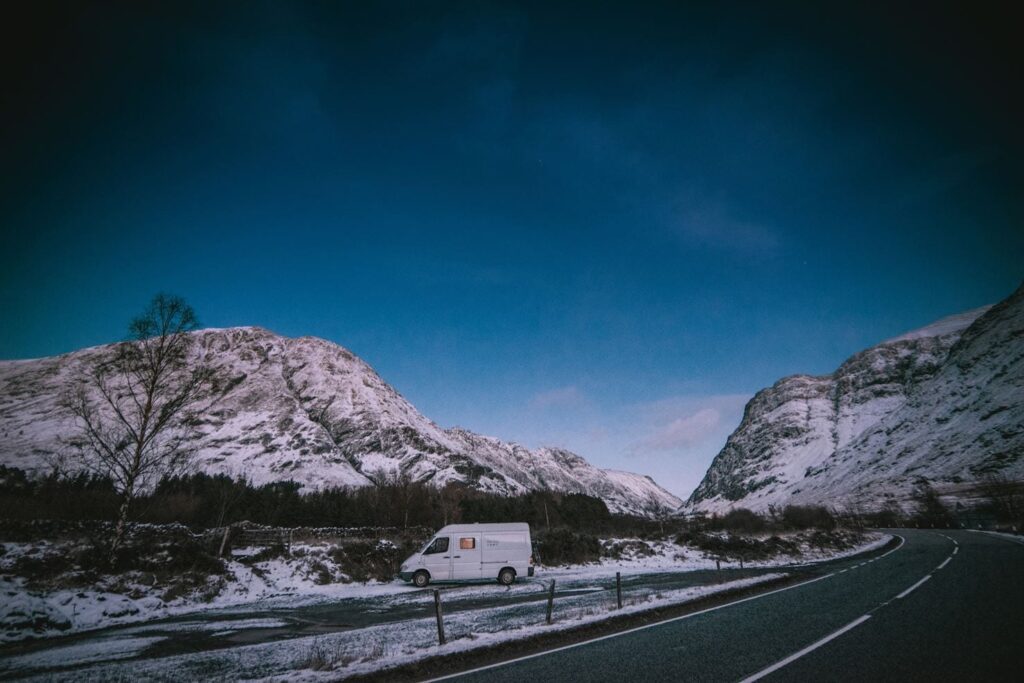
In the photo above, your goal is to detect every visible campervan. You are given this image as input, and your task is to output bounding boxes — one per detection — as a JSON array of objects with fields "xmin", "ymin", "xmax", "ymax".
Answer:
[{"xmin": 399, "ymin": 523, "xmax": 534, "ymax": 587}]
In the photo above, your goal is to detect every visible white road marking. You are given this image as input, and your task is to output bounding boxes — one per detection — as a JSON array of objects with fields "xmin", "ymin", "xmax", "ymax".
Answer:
[
  {"xmin": 423, "ymin": 573, "xmax": 837, "ymax": 682},
  {"xmin": 953, "ymin": 547, "xmax": 958, "ymax": 555},
  {"xmin": 424, "ymin": 535, "xmax": 907, "ymax": 682},
  {"xmin": 738, "ymin": 615, "xmax": 872, "ymax": 683},
  {"xmin": 937, "ymin": 557, "xmax": 951, "ymax": 570},
  {"xmin": 878, "ymin": 535, "xmax": 907, "ymax": 559},
  {"xmin": 896, "ymin": 575, "xmax": 931, "ymax": 599}
]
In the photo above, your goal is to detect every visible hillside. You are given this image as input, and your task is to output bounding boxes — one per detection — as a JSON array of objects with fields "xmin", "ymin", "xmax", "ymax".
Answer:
[{"xmin": 0, "ymin": 327, "xmax": 681, "ymax": 516}]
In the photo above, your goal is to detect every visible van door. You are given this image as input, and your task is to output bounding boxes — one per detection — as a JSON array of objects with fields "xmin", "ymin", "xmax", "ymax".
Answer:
[
  {"xmin": 451, "ymin": 533, "xmax": 483, "ymax": 580},
  {"xmin": 421, "ymin": 535, "xmax": 452, "ymax": 581}
]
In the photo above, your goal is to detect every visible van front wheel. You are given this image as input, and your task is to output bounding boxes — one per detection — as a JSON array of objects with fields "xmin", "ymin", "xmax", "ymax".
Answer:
[
  {"xmin": 498, "ymin": 568, "xmax": 516, "ymax": 586},
  {"xmin": 413, "ymin": 571, "xmax": 430, "ymax": 588}
]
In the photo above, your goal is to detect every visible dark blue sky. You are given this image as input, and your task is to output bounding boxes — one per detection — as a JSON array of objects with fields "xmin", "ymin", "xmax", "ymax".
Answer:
[{"xmin": 2, "ymin": 2, "xmax": 1021, "ymax": 495}]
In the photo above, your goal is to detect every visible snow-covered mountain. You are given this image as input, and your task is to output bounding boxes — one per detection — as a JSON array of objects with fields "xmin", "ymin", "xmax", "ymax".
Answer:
[
  {"xmin": 0, "ymin": 327, "xmax": 681, "ymax": 516},
  {"xmin": 687, "ymin": 282, "xmax": 1024, "ymax": 514}
]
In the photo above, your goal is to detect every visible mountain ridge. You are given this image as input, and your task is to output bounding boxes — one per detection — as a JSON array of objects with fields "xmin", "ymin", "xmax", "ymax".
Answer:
[{"xmin": 0, "ymin": 326, "xmax": 682, "ymax": 517}]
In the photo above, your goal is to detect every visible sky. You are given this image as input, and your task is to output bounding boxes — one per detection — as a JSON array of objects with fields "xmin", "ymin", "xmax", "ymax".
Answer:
[{"xmin": 2, "ymin": 2, "xmax": 1022, "ymax": 498}]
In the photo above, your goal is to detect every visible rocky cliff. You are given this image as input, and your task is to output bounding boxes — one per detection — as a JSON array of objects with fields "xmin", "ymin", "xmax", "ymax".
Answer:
[{"xmin": 687, "ymin": 283, "xmax": 1023, "ymax": 513}]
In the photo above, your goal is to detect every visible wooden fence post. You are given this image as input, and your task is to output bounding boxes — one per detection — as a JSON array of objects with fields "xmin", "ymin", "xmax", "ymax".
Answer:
[
  {"xmin": 546, "ymin": 579, "xmax": 556, "ymax": 624},
  {"xmin": 434, "ymin": 589, "xmax": 446, "ymax": 645},
  {"xmin": 616, "ymin": 572, "xmax": 622, "ymax": 609},
  {"xmin": 218, "ymin": 528, "xmax": 231, "ymax": 557}
]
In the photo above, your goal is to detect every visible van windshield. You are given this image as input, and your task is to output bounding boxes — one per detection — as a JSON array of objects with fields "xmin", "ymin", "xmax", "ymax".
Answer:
[{"xmin": 422, "ymin": 537, "xmax": 449, "ymax": 554}]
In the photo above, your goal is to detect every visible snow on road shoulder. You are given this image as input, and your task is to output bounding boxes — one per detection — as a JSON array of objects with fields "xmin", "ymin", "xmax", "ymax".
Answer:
[
  {"xmin": 971, "ymin": 529, "xmax": 1024, "ymax": 545},
  {"xmin": 543, "ymin": 531, "xmax": 890, "ymax": 580},
  {"xmin": 783, "ymin": 532, "xmax": 891, "ymax": 565}
]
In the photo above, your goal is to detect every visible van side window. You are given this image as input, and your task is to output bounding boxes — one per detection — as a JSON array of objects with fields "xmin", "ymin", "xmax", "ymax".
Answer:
[
  {"xmin": 459, "ymin": 537, "xmax": 476, "ymax": 550},
  {"xmin": 424, "ymin": 537, "xmax": 449, "ymax": 554}
]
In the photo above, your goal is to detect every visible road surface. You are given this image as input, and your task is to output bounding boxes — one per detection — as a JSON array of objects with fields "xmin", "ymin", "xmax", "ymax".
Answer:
[{"xmin": 431, "ymin": 530, "xmax": 1023, "ymax": 682}]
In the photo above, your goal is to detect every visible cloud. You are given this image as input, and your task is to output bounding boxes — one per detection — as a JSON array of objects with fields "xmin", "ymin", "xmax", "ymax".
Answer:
[
  {"xmin": 672, "ymin": 201, "xmax": 779, "ymax": 254},
  {"xmin": 624, "ymin": 393, "xmax": 750, "ymax": 462},
  {"xmin": 464, "ymin": 391, "xmax": 750, "ymax": 499},
  {"xmin": 529, "ymin": 385, "xmax": 586, "ymax": 410},
  {"xmin": 641, "ymin": 407, "xmax": 722, "ymax": 450}
]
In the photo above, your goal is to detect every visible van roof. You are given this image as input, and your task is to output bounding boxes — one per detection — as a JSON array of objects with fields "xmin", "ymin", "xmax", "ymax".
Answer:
[{"xmin": 437, "ymin": 523, "xmax": 530, "ymax": 534}]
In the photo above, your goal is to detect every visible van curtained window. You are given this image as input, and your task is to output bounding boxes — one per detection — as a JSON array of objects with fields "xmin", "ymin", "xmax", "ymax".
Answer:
[{"xmin": 459, "ymin": 537, "xmax": 476, "ymax": 550}]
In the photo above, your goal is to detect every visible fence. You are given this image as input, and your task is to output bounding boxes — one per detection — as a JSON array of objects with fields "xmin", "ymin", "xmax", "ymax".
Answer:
[
  {"xmin": 425, "ymin": 565, "xmax": 761, "ymax": 647},
  {"xmin": 215, "ymin": 523, "xmax": 434, "ymax": 556}
]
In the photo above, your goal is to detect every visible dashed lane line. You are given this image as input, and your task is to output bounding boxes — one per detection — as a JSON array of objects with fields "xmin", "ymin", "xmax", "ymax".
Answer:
[
  {"xmin": 896, "ymin": 575, "xmax": 932, "ymax": 599},
  {"xmin": 737, "ymin": 615, "xmax": 872, "ymax": 683}
]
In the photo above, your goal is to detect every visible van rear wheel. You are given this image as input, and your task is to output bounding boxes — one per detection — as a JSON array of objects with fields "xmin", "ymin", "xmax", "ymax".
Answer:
[
  {"xmin": 413, "ymin": 570, "xmax": 430, "ymax": 588},
  {"xmin": 498, "ymin": 568, "xmax": 516, "ymax": 585}
]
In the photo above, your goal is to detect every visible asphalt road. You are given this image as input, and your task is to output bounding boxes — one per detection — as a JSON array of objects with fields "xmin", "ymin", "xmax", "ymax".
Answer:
[{"xmin": 432, "ymin": 530, "xmax": 1024, "ymax": 682}]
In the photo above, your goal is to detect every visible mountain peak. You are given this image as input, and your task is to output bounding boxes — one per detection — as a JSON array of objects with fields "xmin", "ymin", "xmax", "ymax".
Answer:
[{"xmin": 883, "ymin": 305, "xmax": 992, "ymax": 344}]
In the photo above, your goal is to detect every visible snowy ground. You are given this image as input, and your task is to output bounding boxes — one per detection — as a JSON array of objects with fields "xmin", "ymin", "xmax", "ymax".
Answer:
[
  {"xmin": 559, "ymin": 532, "xmax": 893, "ymax": 577},
  {"xmin": 0, "ymin": 531, "xmax": 891, "ymax": 681},
  {"xmin": 0, "ymin": 540, "xmax": 407, "ymax": 642},
  {"xmin": 2, "ymin": 573, "xmax": 788, "ymax": 681}
]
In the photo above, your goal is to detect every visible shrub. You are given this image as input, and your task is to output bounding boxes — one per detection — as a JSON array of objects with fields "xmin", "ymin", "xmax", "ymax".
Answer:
[
  {"xmin": 536, "ymin": 529, "xmax": 601, "ymax": 565},
  {"xmin": 708, "ymin": 508, "xmax": 766, "ymax": 533},
  {"xmin": 781, "ymin": 505, "xmax": 836, "ymax": 530},
  {"xmin": 805, "ymin": 529, "xmax": 858, "ymax": 550},
  {"xmin": 602, "ymin": 539, "xmax": 656, "ymax": 560},
  {"xmin": 675, "ymin": 530, "xmax": 800, "ymax": 561},
  {"xmin": 912, "ymin": 485, "xmax": 955, "ymax": 528},
  {"xmin": 78, "ymin": 526, "xmax": 227, "ymax": 577},
  {"xmin": 329, "ymin": 539, "xmax": 408, "ymax": 582}
]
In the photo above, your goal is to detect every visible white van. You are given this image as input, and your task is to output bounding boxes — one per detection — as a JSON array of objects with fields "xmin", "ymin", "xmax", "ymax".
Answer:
[{"xmin": 399, "ymin": 523, "xmax": 534, "ymax": 587}]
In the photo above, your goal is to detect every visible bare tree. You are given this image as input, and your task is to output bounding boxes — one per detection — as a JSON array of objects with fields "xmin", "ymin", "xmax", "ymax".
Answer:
[
  {"xmin": 977, "ymin": 474, "xmax": 1024, "ymax": 527},
  {"xmin": 439, "ymin": 482, "xmax": 465, "ymax": 526},
  {"xmin": 381, "ymin": 470, "xmax": 418, "ymax": 529},
  {"xmin": 63, "ymin": 294, "xmax": 216, "ymax": 564},
  {"xmin": 645, "ymin": 493, "xmax": 676, "ymax": 536},
  {"xmin": 214, "ymin": 474, "xmax": 249, "ymax": 528}
]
